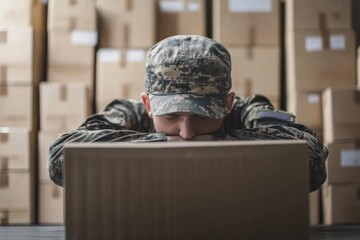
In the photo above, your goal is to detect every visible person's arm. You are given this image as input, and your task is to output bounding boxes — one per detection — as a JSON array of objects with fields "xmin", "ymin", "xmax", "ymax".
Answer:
[
  {"xmin": 48, "ymin": 99, "xmax": 163, "ymax": 187},
  {"xmin": 224, "ymin": 95, "xmax": 328, "ymax": 192}
]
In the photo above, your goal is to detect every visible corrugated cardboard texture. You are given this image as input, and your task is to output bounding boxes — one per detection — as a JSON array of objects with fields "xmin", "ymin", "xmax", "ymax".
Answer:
[{"xmin": 64, "ymin": 141, "xmax": 309, "ymax": 240}]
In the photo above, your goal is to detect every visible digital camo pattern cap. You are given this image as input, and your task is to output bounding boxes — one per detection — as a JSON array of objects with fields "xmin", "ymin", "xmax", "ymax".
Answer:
[{"xmin": 145, "ymin": 35, "xmax": 232, "ymax": 119}]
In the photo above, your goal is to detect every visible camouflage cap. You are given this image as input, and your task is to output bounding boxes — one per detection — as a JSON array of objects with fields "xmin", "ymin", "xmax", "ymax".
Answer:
[{"xmin": 145, "ymin": 35, "xmax": 232, "ymax": 119}]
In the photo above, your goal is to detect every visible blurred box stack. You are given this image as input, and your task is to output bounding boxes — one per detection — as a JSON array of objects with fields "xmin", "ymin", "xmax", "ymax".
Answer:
[
  {"xmin": 213, "ymin": 0, "xmax": 281, "ymax": 108},
  {"xmin": 0, "ymin": 0, "xmax": 46, "ymax": 224},
  {"xmin": 285, "ymin": 0, "xmax": 356, "ymax": 134},
  {"xmin": 95, "ymin": 0, "xmax": 156, "ymax": 111},
  {"xmin": 38, "ymin": 0, "xmax": 97, "ymax": 224},
  {"xmin": 321, "ymin": 87, "xmax": 360, "ymax": 225}
]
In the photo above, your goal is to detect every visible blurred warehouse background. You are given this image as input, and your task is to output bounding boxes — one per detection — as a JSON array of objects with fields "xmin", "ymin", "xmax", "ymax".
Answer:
[{"xmin": 0, "ymin": 0, "xmax": 360, "ymax": 225}]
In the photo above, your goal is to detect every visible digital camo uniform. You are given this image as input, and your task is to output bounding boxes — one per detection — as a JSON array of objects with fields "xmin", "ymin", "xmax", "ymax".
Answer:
[{"xmin": 49, "ymin": 35, "xmax": 328, "ymax": 192}]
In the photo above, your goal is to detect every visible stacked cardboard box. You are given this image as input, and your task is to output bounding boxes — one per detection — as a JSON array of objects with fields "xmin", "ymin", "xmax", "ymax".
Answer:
[
  {"xmin": 321, "ymin": 87, "xmax": 360, "ymax": 224},
  {"xmin": 0, "ymin": 0, "xmax": 46, "ymax": 225},
  {"xmin": 38, "ymin": 0, "xmax": 97, "ymax": 224},
  {"xmin": 157, "ymin": 0, "xmax": 206, "ymax": 41},
  {"xmin": 286, "ymin": 0, "xmax": 356, "ymax": 133},
  {"xmin": 95, "ymin": 0, "xmax": 156, "ymax": 111},
  {"xmin": 213, "ymin": 0, "xmax": 280, "ymax": 108}
]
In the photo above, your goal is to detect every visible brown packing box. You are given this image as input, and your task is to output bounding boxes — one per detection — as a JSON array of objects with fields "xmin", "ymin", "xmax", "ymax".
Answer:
[
  {"xmin": 48, "ymin": 31, "xmax": 96, "ymax": 67},
  {"xmin": 228, "ymin": 46, "xmax": 279, "ymax": 101},
  {"xmin": 322, "ymin": 87, "xmax": 360, "ymax": 144},
  {"xmin": 287, "ymin": 90, "xmax": 323, "ymax": 132},
  {"xmin": 0, "ymin": 128, "xmax": 33, "ymax": 171},
  {"xmin": 97, "ymin": 0, "xmax": 156, "ymax": 48},
  {"xmin": 309, "ymin": 190, "xmax": 319, "ymax": 225},
  {"xmin": 0, "ymin": 86, "xmax": 36, "ymax": 130},
  {"xmin": 0, "ymin": 172, "xmax": 32, "ymax": 224},
  {"xmin": 38, "ymin": 131, "xmax": 63, "ymax": 182},
  {"xmin": 40, "ymin": 82, "xmax": 90, "ymax": 132},
  {"xmin": 326, "ymin": 141, "xmax": 360, "ymax": 185},
  {"xmin": 322, "ymin": 184, "xmax": 360, "ymax": 225},
  {"xmin": 157, "ymin": 0, "xmax": 206, "ymax": 41},
  {"xmin": 286, "ymin": 0, "xmax": 351, "ymax": 30},
  {"xmin": 0, "ymin": 0, "xmax": 32, "ymax": 27},
  {"xmin": 39, "ymin": 182, "xmax": 64, "ymax": 224},
  {"xmin": 48, "ymin": 0, "xmax": 96, "ymax": 31},
  {"xmin": 64, "ymin": 141, "xmax": 309, "ymax": 240},
  {"xmin": 96, "ymin": 48, "xmax": 146, "ymax": 111},
  {"xmin": 213, "ymin": 0, "xmax": 279, "ymax": 46},
  {"xmin": 0, "ymin": 27, "xmax": 33, "ymax": 85},
  {"xmin": 286, "ymin": 29, "xmax": 356, "ymax": 92},
  {"xmin": 358, "ymin": 47, "xmax": 360, "ymax": 87}
]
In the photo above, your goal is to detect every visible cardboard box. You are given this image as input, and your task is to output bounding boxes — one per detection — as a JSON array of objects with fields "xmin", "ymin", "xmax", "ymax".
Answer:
[
  {"xmin": 228, "ymin": 46, "xmax": 279, "ymax": 101},
  {"xmin": 287, "ymin": 90, "xmax": 322, "ymax": 132},
  {"xmin": 326, "ymin": 141, "xmax": 360, "ymax": 185},
  {"xmin": 48, "ymin": 31, "xmax": 96, "ymax": 67},
  {"xmin": 39, "ymin": 182, "xmax": 64, "ymax": 224},
  {"xmin": 40, "ymin": 82, "xmax": 90, "ymax": 132},
  {"xmin": 322, "ymin": 87, "xmax": 360, "ymax": 144},
  {"xmin": 0, "ymin": 27, "xmax": 33, "ymax": 85},
  {"xmin": 213, "ymin": 0, "xmax": 280, "ymax": 46},
  {"xmin": 96, "ymin": 0, "xmax": 156, "ymax": 48},
  {"xmin": 157, "ymin": 0, "xmax": 206, "ymax": 41},
  {"xmin": 0, "ymin": 0, "xmax": 32, "ymax": 27},
  {"xmin": 0, "ymin": 86, "xmax": 35, "ymax": 130},
  {"xmin": 358, "ymin": 47, "xmax": 360, "ymax": 88},
  {"xmin": 0, "ymin": 129, "xmax": 33, "ymax": 171},
  {"xmin": 0, "ymin": 172, "xmax": 32, "ymax": 224},
  {"xmin": 38, "ymin": 131, "xmax": 63, "ymax": 182},
  {"xmin": 322, "ymin": 184, "xmax": 360, "ymax": 225},
  {"xmin": 96, "ymin": 48, "xmax": 146, "ymax": 111},
  {"xmin": 48, "ymin": 0, "xmax": 96, "ymax": 31},
  {"xmin": 286, "ymin": 29, "xmax": 356, "ymax": 92},
  {"xmin": 286, "ymin": 0, "xmax": 351, "ymax": 30},
  {"xmin": 309, "ymin": 190, "xmax": 319, "ymax": 225}
]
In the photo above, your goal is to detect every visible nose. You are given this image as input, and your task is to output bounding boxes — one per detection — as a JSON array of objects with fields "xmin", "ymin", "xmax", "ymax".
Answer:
[{"xmin": 178, "ymin": 117, "xmax": 196, "ymax": 140}]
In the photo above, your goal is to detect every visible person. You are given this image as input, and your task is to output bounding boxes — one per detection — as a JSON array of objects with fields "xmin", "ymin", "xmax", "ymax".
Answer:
[{"xmin": 49, "ymin": 35, "xmax": 328, "ymax": 192}]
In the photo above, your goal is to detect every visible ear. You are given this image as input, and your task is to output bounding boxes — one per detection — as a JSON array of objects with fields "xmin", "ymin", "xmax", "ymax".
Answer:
[
  {"xmin": 226, "ymin": 92, "xmax": 236, "ymax": 113},
  {"xmin": 141, "ymin": 92, "xmax": 152, "ymax": 117}
]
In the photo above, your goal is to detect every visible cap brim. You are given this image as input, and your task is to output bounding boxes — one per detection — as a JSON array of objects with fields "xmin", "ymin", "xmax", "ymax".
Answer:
[{"xmin": 149, "ymin": 94, "xmax": 228, "ymax": 119}]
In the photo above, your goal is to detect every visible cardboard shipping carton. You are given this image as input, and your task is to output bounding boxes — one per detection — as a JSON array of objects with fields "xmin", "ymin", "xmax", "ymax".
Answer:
[
  {"xmin": 286, "ymin": 0, "xmax": 351, "ymax": 30},
  {"xmin": 0, "ymin": 86, "xmax": 36, "ymax": 130},
  {"xmin": 96, "ymin": 48, "xmax": 146, "ymax": 111},
  {"xmin": 213, "ymin": 0, "xmax": 280, "ymax": 46},
  {"xmin": 157, "ymin": 0, "xmax": 206, "ymax": 41},
  {"xmin": 326, "ymin": 141, "xmax": 360, "ymax": 185},
  {"xmin": 0, "ymin": 172, "xmax": 32, "ymax": 224},
  {"xmin": 309, "ymin": 190, "xmax": 319, "ymax": 225},
  {"xmin": 96, "ymin": 0, "xmax": 156, "ymax": 48},
  {"xmin": 40, "ymin": 82, "xmax": 90, "ymax": 132},
  {"xmin": 0, "ymin": 129, "xmax": 33, "ymax": 171},
  {"xmin": 48, "ymin": 0, "xmax": 96, "ymax": 31},
  {"xmin": 322, "ymin": 87, "xmax": 360, "ymax": 144},
  {"xmin": 39, "ymin": 182, "xmax": 64, "ymax": 224},
  {"xmin": 322, "ymin": 184, "xmax": 360, "ymax": 225},
  {"xmin": 0, "ymin": 27, "xmax": 33, "ymax": 85},
  {"xmin": 286, "ymin": 29, "xmax": 356, "ymax": 92},
  {"xmin": 228, "ymin": 46, "xmax": 279, "ymax": 101}
]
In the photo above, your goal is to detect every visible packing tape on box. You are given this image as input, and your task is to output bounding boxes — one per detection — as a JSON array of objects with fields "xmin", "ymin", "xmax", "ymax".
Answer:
[
  {"xmin": 123, "ymin": 23, "xmax": 130, "ymax": 49},
  {"xmin": 52, "ymin": 185, "xmax": 60, "ymax": 198},
  {"xmin": 121, "ymin": 83, "xmax": 130, "ymax": 99},
  {"xmin": 124, "ymin": 0, "xmax": 133, "ymax": 11},
  {"xmin": 0, "ymin": 67, "xmax": 7, "ymax": 96},
  {"xmin": 69, "ymin": 17, "xmax": 78, "ymax": 31},
  {"xmin": 0, "ymin": 210, "xmax": 9, "ymax": 225},
  {"xmin": 0, "ymin": 31, "xmax": 7, "ymax": 43},
  {"xmin": 69, "ymin": 0, "xmax": 77, "ymax": 5},
  {"xmin": 246, "ymin": 26, "xmax": 255, "ymax": 59},
  {"xmin": 0, "ymin": 159, "xmax": 9, "ymax": 188},
  {"xmin": 355, "ymin": 90, "xmax": 360, "ymax": 103},
  {"xmin": 319, "ymin": 12, "xmax": 330, "ymax": 50},
  {"xmin": 59, "ymin": 84, "xmax": 68, "ymax": 101},
  {"xmin": 245, "ymin": 78, "xmax": 252, "ymax": 97},
  {"xmin": 0, "ymin": 132, "xmax": 9, "ymax": 143}
]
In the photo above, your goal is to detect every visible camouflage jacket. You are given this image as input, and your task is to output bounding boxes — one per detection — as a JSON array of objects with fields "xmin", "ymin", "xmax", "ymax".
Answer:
[{"xmin": 49, "ymin": 95, "xmax": 328, "ymax": 192}]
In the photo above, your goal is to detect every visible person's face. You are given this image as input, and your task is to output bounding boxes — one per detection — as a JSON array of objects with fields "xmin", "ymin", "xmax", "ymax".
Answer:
[{"xmin": 141, "ymin": 92, "xmax": 235, "ymax": 140}]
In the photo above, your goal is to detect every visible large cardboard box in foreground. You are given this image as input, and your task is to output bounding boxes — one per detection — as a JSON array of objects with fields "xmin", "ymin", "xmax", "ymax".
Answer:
[
  {"xmin": 96, "ymin": 48, "xmax": 146, "ymax": 111},
  {"xmin": 228, "ymin": 46, "xmax": 279, "ymax": 101},
  {"xmin": 157, "ymin": 0, "xmax": 206, "ymax": 41},
  {"xmin": 286, "ymin": 0, "xmax": 351, "ymax": 30},
  {"xmin": 96, "ymin": 0, "xmax": 156, "ymax": 48},
  {"xmin": 48, "ymin": 0, "xmax": 96, "ymax": 31},
  {"xmin": 0, "ymin": 27, "xmax": 33, "ymax": 85},
  {"xmin": 286, "ymin": 29, "xmax": 356, "ymax": 92},
  {"xmin": 322, "ymin": 87, "xmax": 360, "ymax": 144},
  {"xmin": 322, "ymin": 184, "xmax": 360, "ymax": 225},
  {"xmin": 326, "ymin": 142, "xmax": 360, "ymax": 185},
  {"xmin": 213, "ymin": 0, "xmax": 279, "ymax": 46},
  {"xmin": 64, "ymin": 141, "xmax": 309, "ymax": 240}
]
